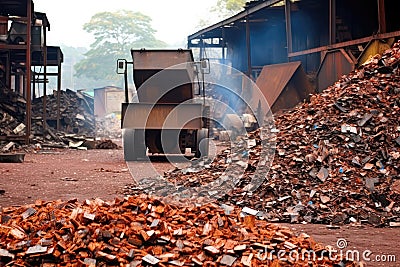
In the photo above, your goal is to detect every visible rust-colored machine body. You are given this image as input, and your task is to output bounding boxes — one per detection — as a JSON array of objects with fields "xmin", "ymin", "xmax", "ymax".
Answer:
[{"xmin": 120, "ymin": 49, "xmax": 208, "ymax": 160}]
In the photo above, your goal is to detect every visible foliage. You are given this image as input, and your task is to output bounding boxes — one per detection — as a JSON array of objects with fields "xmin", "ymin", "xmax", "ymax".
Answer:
[
  {"xmin": 211, "ymin": 0, "xmax": 247, "ymax": 18},
  {"xmin": 74, "ymin": 10, "xmax": 166, "ymax": 88}
]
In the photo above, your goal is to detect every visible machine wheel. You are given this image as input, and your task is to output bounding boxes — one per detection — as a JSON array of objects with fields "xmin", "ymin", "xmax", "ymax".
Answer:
[
  {"xmin": 123, "ymin": 129, "xmax": 146, "ymax": 161},
  {"xmin": 195, "ymin": 129, "xmax": 209, "ymax": 158}
]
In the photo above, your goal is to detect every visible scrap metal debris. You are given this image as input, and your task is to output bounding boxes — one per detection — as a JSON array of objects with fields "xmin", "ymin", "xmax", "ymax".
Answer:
[
  {"xmin": 0, "ymin": 196, "xmax": 355, "ymax": 266},
  {"xmin": 123, "ymin": 40, "xmax": 400, "ymax": 226},
  {"xmin": 230, "ymin": 40, "xmax": 400, "ymax": 226},
  {"xmin": 0, "ymin": 89, "xmax": 98, "ymax": 150}
]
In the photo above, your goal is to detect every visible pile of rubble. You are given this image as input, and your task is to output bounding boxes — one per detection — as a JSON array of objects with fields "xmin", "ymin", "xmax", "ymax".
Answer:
[
  {"xmin": 0, "ymin": 195, "xmax": 354, "ymax": 266},
  {"xmin": 126, "ymin": 41, "xmax": 400, "ymax": 226},
  {"xmin": 0, "ymin": 89, "xmax": 95, "ymax": 139},
  {"xmin": 31, "ymin": 89, "xmax": 95, "ymax": 138},
  {"xmin": 0, "ymin": 89, "xmax": 103, "ymax": 150},
  {"xmin": 231, "ymin": 41, "xmax": 400, "ymax": 226},
  {"xmin": 96, "ymin": 113, "xmax": 122, "ymax": 139},
  {"xmin": 0, "ymin": 89, "xmax": 27, "ymax": 137}
]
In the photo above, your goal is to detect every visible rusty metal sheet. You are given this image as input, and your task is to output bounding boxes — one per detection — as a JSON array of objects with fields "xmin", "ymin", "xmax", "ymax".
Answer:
[
  {"xmin": 253, "ymin": 61, "xmax": 313, "ymax": 113},
  {"xmin": 130, "ymin": 50, "xmax": 196, "ymax": 104},
  {"xmin": 122, "ymin": 103, "xmax": 203, "ymax": 129},
  {"xmin": 135, "ymin": 69, "xmax": 194, "ymax": 104},
  {"xmin": 131, "ymin": 49, "xmax": 194, "ymax": 70},
  {"xmin": 317, "ymin": 49, "xmax": 355, "ymax": 92}
]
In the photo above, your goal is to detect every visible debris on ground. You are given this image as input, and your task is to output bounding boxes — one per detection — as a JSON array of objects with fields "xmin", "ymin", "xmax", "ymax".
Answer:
[
  {"xmin": 96, "ymin": 113, "xmax": 122, "ymax": 139},
  {"xmin": 0, "ymin": 196, "xmax": 355, "ymax": 266},
  {"xmin": 0, "ymin": 89, "xmax": 122, "ymax": 151},
  {"xmin": 0, "ymin": 153, "xmax": 25, "ymax": 163},
  {"xmin": 0, "ymin": 89, "xmax": 97, "ymax": 150},
  {"xmin": 95, "ymin": 139, "xmax": 121, "ymax": 149},
  {"xmin": 32, "ymin": 89, "xmax": 95, "ymax": 138},
  {"xmin": 123, "ymin": 40, "xmax": 400, "ymax": 226}
]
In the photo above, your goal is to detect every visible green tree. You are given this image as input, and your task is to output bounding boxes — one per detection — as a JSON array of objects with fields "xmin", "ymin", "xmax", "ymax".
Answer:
[
  {"xmin": 74, "ymin": 10, "xmax": 166, "ymax": 87},
  {"xmin": 211, "ymin": 0, "xmax": 247, "ymax": 18}
]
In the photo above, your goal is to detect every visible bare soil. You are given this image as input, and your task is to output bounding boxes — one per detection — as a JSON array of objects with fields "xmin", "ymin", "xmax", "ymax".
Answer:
[{"xmin": 0, "ymin": 146, "xmax": 398, "ymax": 266}]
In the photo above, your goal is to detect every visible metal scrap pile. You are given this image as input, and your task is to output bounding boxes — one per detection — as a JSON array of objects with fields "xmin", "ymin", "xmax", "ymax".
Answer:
[
  {"xmin": 129, "ymin": 41, "xmax": 400, "ymax": 226},
  {"xmin": 232, "ymin": 41, "xmax": 400, "ymax": 226},
  {"xmin": 0, "ymin": 89, "xmax": 97, "ymax": 150},
  {"xmin": 0, "ymin": 89, "xmax": 27, "ymax": 137},
  {"xmin": 31, "ymin": 89, "xmax": 95, "ymax": 138},
  {"xmin": 0, "ymin": 196, "xmax": 354, "ymax": 266}
]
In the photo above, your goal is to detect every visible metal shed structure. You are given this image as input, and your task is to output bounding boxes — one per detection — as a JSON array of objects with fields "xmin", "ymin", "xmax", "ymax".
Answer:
[
  {"xmin": 188, "ymin": 0, "xmax": 400, "ymax": 94},
  {"xmin": 0, "ymin": 0, "xmax": 63, "ymax": 143}
]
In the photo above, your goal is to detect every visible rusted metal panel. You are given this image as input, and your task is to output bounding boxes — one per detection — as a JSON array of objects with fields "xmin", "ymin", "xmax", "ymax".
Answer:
[
  {"xmin": 131, "ymin": 50, "xmax": 195, "ymax": 104},
  {"xmin": 135, "ymin": 69, "xmax": 193, "ymax": 104},
  {"xmin": 122, "ymin": 103, "xmax": 203, "ymax": 129},
  {"xmin": 253, "ymin": 61, "xmax": 313, "ymax": 113},
  {"xmin": 131, "ymin": 49, "xmax": 194, "ymax": 70},
  {"xmin": 317, "ymin": 49, "xmax": 355, "ymax": 91}
]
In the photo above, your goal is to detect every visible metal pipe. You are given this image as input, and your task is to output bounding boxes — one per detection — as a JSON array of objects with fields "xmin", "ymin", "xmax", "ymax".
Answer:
[
  {"xmin": 5, "ymin": 51, "xmax": 10, "ymax": 88},
  {"xmin": 199, "ymin": 38, "xmax": 204, "ymax": 60},
  {"xmin": 329, "ymin": 0, "xmax": 336, "ymax": 44},
  {"xmin": 43, "ymin": 30, "xmax": 47, "ymax": 132},
  {"xmin": 222, "ymin": 28, "xmax": 225, "ymax": 63},
  {"xmin": 57, "ymin": 49, "xmax": 61, "ymax": 130},
  {"xmin": 329, "ymin": 0, "xmax": 336, "ymax": 45},
  {"xmin": 25, "ymin": 0, "xmax": 32, "ymax": 145},
  {"xmin": 32, "ymin": 67, "xmax": 36, "ymax": 99},
  {"xmin": 284, "ymin": 0, "xmax": 293, "ymax": 59},
  {"xmin": 124, "ymin": 63, "xmax": 129, "ymax": 103},
  {"xmin": 377, "ymin": 0, "xmax": 386, "ymax": 33},
  {"xmin": 246, "ymin": 15, "xmax": 252, "ymax": 78}
]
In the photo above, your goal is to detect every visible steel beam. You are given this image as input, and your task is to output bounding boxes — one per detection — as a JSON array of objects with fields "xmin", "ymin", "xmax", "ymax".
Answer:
[
  {"xmin": 288, "ymin": 30, "xmax": 400, "ymax": 58},
  {"xmin": 25, "ymin": 0, "xmax": 32, "ymax": 145},
  {"xmin": 222, "ymin": 27, "xmax": 226, "ymax": 61},
  {"xmin": 43, "ymin": 32, "xmax": 48, "ymax": 131},
  {"xmin": 57, "ymin": 49, "xmax": 61, "ymax": 130},
  {"xmin": 246, "ymin": 16, "xmax": 252, "ymax": 78},
  {"xmin": 284, "ymin": 0, "xmax": 293, "ymax": 56},
  {"xmin": 377, "ymin": 0, "xmax": 386, "ymax": 33},
  {"xmin": 32, "ymin": 67, "xmax": 36, "ymax": 99},
  {"xmin": 199, "ymin": 39, "xmax": 204, "ymax": 59},
  {"xmin": 329, "ymin": 0, "xmax": 336, "ymax": 45}
]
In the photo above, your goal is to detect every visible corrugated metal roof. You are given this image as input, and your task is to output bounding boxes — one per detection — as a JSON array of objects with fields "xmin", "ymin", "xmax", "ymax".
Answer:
[{"xmin": 187, "ymin": 0, "xmax": 282, "ymax": 40}]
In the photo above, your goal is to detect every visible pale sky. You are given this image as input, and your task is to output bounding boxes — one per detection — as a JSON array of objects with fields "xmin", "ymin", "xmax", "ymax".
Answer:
[{"xmin": 33, "ymin": 0, "xmax": 219, "ymax": 48}]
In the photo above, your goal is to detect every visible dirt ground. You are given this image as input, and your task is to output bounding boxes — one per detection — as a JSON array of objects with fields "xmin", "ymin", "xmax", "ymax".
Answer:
[{"xmin": 0, "ymin": 146, "xmax": 398, "ymax": 266}]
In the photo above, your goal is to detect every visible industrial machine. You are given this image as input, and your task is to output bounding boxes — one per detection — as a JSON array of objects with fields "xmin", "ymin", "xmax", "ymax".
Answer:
[{"xmin": 118, "ymin": 49, "xmax": 209, "ymax": 161}]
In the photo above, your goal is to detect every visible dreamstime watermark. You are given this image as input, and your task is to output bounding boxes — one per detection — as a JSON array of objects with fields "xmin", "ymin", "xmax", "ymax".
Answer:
[
  {"xmin": 255, "ymin": 238, "xmax": 397, "ymax": 263},
  {"xmin": 123, "ymin": 60, "xmax": 276, "ymax": 204}
]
